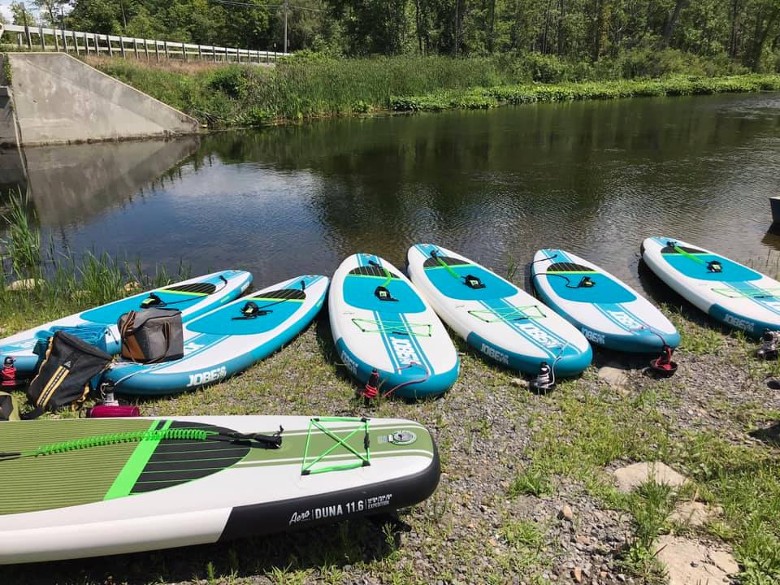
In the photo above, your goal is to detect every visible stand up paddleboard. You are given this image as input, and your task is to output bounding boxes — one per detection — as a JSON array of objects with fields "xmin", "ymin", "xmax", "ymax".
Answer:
[
  {"xmin": 407, "ymin": 244, "xmax": 592, "ymax": 378},
  {"xmin": 530, "ymin": 249, "xmax": 680, "ymax": 352},
  {"xmin": 641, "ymin": 236, "xmax": 780, "ymax": 337},
  {"xmin": 329, "ymin": 253, "xmax": 459, "ymax": 399},
  {"xmin": 104, "ymin": 275, "xmax": 329, "ymax": 395},
  {"xmin": 0, "ymin": 271, "xmax": 253, "ymax": 377},
  {"xmin": 0, "ymin": 415, "xmax": 439, "ymax": 564}
]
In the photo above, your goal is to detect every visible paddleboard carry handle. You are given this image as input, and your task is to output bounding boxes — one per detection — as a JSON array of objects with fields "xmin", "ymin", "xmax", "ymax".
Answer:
[
  {"xmin": 374, "ymin": 285, "xmax": 398, "ymax": 301},
  {"xmin": 227, "ymin": 426, "xmax": 283, "ymax": 449},
  {"xmin": 141, "ymin": 293, "xmax": 164, "ymax": 308},
  {"xmin": 464, "ymin": 274, "xmax": 485, "ymax": 289}
]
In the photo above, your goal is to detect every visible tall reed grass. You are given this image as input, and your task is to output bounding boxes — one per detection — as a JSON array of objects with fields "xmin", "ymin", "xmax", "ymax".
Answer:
[
  {"xmin": 0, "ymin": 189, "xmax": 188, "ymax": 333},
  {"xmin": 89, "ymin": 54, "xmax": 780, "ymax": 128}
]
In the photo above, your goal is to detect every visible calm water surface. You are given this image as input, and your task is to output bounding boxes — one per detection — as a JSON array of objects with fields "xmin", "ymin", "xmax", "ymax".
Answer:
[{"xmin": 5, "ymin": 91, "xmax": 780, "ymax": 292}]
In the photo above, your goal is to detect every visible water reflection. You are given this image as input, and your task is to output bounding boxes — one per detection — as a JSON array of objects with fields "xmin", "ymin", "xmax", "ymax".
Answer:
[
  {"xmin": 23, "ymin": 138, "xmax": 200, "ymax": 225},
  {"xmin": 5, "ymin": 92, "xmax": 780, "ymax": 292}
]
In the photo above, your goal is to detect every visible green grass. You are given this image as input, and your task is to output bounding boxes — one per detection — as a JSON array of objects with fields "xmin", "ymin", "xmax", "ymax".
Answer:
[{"xmin": 84, "ymin": 55, "xmax": 780, "ymax": 128}]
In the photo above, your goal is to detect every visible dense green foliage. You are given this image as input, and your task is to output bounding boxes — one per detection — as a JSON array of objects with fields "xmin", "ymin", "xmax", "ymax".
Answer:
[
  {"xmin": 94, "ymin": 56, "xmax": 780, "ymax": 127},
  {"xmin": 12, "ymin": 0, "xmax": 780, "ymax": 72}
]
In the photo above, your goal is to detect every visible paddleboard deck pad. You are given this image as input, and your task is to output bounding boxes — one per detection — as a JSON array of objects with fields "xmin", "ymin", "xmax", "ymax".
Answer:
[
  {"xmin": 0, "ymin": 271, "xmax": 253, "ymax": 376},
  {"xmin": 407, "ymin": 244, "xmax": 592, "ymax": 377},
  {"xmin": 0, "ymin": 415, "xmax": 439, "ymax": 564},
  {"xmin": 530, "ymin": 249, "xmax": 680, "ymax": 352},
  {"xmin": 103, "ymin": 275, "xmax": 329, "ymax": 395},
  {"xmin": 642, "ymin": 237, "xmax": 780, "ymax": 337},
  {"xmin": 329, "ymin": 253, "xmax": 459, "ymax": 399}
]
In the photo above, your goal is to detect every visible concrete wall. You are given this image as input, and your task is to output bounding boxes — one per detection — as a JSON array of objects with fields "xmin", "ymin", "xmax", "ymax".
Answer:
[{"xmin": 7, "ymin": 53, "xmax": 200, "ymax": 146}]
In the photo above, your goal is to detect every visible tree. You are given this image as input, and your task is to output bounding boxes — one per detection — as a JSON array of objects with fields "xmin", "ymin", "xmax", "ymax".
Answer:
[{"xmin": 10, "ymin": 1, "xmax": 38, "ymax": 26}]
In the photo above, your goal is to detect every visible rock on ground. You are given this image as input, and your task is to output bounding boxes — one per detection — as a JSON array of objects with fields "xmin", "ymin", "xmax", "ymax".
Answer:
[
  {"xmin": 612, "ymin": 461, "xmax": 689, "ymax": 493},
  {"xmin": 654, "ymin": 535, "xmax": 739, "ymax": 585}
]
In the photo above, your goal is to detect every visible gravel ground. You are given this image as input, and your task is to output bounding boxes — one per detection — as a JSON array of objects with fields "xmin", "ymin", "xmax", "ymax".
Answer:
[{"xmin": 2, "ymin": 303, "xmax": 780, "ymax": 585}]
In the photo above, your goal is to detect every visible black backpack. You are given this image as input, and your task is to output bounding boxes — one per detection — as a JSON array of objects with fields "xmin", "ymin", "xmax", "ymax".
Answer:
[{"xmin": 23, "ymin": 330, "xmax": 113, "ymax": 419}]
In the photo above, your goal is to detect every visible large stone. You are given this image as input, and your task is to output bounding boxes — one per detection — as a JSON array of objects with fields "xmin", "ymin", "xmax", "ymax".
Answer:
[
  {"xmin": 597, "ymin": 366, "xmax": 629, "ymax": 388},
  {"xmin": 654, "ymin": 535, "xmax": 739, "ymax": 584},
  {"xmin": 612, "ymin": 461, "xmax": 688, "ymax": 493}
]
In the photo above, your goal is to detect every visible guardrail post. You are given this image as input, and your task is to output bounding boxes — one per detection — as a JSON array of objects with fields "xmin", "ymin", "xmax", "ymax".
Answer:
[
  {"xmin": 164, "ymin": 40, "xmax": 169, "ymax": 59},
  {"xmin": 38, "ymin": 26, "xmax": 45, "ymax": 50},
  {"xmin": 213, "ymin": 45, "xmax": 217, "ymax": 62},
  {"xmin": 107, "ymin": 35, "xmax": 113, "ymax": 56},
  {"xmin": 182, "ymin": 42, "xmax": 187, "ymax": 61},
  {"xmin": 93, "ymin": 33, "xmax": 99, "ymax": 55},
  {"xmin": 133, "ymin": 39, "xmax": 139, "ymax": 59},
  {"xmin": 119, "ymin": 36, "xmax": 125, "ymax": 58},
  {"xmin": 198, "ymin": 44, "xmax": 202, "ymax": 60},
  {"xmin": 61, "ymin": 26, "xmax": 67, "ymax": 53},
  {"xmin": 73, "ymin": 31, "xmax": 79, "ymax": 55},
  {"xmin": 53, "ymin": 26, "xmax": 59, "ymax": 51},
  {"xmin": 155, "ymin": 40, "xmax": 160, "ymax": 61}
]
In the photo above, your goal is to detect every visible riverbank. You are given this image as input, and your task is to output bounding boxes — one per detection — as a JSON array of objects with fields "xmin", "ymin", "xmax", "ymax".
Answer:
[
  {"xmin": 85, "ymin": 55, "xmax": 780, "ymax": 128},
  {"xmin": 0, "ymin": 256, "xmax": 779, "ymax": 584}
]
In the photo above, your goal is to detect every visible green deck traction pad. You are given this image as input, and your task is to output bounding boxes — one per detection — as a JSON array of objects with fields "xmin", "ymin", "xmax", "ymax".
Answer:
[{"xmin": 0, "ymin": 418, "xmax": 434, "ymax": 516}]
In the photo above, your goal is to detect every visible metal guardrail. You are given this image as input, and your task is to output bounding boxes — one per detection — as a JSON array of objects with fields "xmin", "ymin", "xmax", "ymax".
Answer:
[{"xmin": 0, "ymin": 23, "xmax": 286, "ymax": 64}]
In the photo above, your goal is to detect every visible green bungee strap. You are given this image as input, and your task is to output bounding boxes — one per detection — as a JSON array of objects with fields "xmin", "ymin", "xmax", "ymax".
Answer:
[
  {"xmin": 0, "ymin": 423, "xmax": 283, "ymax": 462},
  {"xmin": 301, "ymin": 417, "xmax": 371, "ymax": 475},
  {"xmin": 712, "ymin": 287, "xmax": 780, "ymax": 299},
  {"xmin": 351, "ymin": 318, "xmax": 432, "ymax": 337},
  {"xmin": 469, "ymin": 304, "xmax": 545, "ymax": 323}
]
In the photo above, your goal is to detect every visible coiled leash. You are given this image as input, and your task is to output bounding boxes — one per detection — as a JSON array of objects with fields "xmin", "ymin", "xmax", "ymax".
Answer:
[{"xmin": 0, "ymin": 425, "xmax": 284, "ymax": 462}]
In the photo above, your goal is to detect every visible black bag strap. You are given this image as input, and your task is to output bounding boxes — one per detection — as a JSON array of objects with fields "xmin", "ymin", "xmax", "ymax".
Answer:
[{"xmin": 20, "ymin": 405, "xmax": 45, "ymax": 420}]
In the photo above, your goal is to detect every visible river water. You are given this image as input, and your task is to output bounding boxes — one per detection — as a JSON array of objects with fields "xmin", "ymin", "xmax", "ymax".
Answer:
[{"xmin": 3, "ymin": 91, "xmax": 779, "ymax": 291}]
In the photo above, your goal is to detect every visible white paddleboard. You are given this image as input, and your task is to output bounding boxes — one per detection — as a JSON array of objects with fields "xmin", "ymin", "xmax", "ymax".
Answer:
[
  {"xmin": 407, "ymin": 244, "xmax": 592, "ymax": 378},
  {"xmin": 329, "ymin": 253, "xmax": 459, "ymax": 399},
  {"xmin": 642, "ymin": 236, "xmax": 780, "ymax": 337},
  {"xmin": 0, "ymin": 270, "xmax": 253, "ymax": 376},
  {"xmin": 0, "ymin": 415, "xmax": 439, "ymax": 564},
  {"xmin": 531, "ymin": 248, "xmax": 680, "ymax": 352}
]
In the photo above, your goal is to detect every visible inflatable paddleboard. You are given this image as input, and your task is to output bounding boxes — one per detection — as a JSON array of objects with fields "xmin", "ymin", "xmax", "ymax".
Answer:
[
  {"xmin": 104, "ymin": 275, "xmax": 329, "ymax": 395},
  {"xmin": 329, "ymin": 253, "xmax": 459, "ymax": 399},
  {"xmin": 407, "ymin": 244, "xmax": 592, "ymax": 378},
  {"xmin": 530, "ymin": 249, "xmax": 680, "ymax": 352},
  {"xmin": 0, "ymin": 271, "xmax": 253, "ymax": 376},
  {"xmin": 642, "ymin": 237, "xmax": 780, "ymax": 337},
  {"xmin": 0, "ymin": 415, "xmax": 439, "ymax": 564}
]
